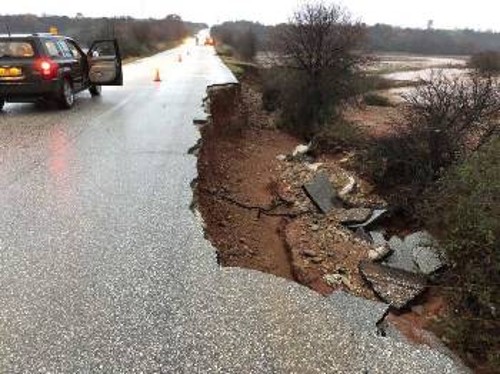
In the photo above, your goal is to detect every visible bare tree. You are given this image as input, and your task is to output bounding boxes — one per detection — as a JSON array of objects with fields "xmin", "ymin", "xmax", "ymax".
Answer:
[{"xmin": 270, "ymin": 2, "xmax": 365, "ymax": 137}]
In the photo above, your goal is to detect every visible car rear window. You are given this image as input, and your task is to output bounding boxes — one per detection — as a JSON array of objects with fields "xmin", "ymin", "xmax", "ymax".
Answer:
[
  {"xmin": 43, "ymin": 40, "xmax": 64, "ymax": 58},
  {"xmin": 0, "ymin": 41, "xmax": 35, "ymax": 58}
]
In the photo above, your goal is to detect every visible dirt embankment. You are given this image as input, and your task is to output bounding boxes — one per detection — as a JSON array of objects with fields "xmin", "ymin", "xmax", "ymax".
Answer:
[{"xmin": 196, "ymin": 83, "xmax": 298, "ymax": 280}]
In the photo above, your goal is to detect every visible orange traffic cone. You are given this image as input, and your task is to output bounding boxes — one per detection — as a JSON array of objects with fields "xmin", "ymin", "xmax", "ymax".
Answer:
[{"xmin": 154, "ymin": 68, "xmax": 161, "ymax": 82}]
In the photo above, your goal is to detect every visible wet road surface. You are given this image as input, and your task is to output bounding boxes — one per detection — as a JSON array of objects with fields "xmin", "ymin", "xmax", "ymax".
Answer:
[{"xmin": 0, "ymin": 44, "xmax": 466, "ymax": 372}]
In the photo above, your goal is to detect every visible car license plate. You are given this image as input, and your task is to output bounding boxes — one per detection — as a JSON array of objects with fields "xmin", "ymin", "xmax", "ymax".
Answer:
[{"xmin": 0, "ymin": 67, "xmax": 22, "ymax": 77}]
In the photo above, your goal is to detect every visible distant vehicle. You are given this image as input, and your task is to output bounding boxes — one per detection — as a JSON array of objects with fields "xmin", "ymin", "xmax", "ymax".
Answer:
[{"xmin": 0, "ymin": 33, "xmax": 123, "ymax": 111}]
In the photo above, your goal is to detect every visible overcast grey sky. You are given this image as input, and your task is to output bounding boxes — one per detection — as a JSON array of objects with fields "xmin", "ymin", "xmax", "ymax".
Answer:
[{"xmin": 1, "ymin": 0, "xmax": 499, "ymax": 31}]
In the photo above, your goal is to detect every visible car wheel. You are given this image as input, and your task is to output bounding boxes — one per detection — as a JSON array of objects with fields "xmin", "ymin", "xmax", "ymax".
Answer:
[
  {"xmin": 0, "ymin": 98, "xmax": 5, "ymax": 111},
  {"xmin": 89, "ymin": 84, "xmax": 102, "ymax": 97},
  {"xmin": 58, "ymin": 79, "xmax": 75, "ymax": 109}
]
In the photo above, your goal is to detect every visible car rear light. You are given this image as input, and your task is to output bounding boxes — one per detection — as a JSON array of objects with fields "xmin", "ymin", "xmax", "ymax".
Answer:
[{"xmin": 34, "ymin": 58, "xmax": 59, "ymax": 80}]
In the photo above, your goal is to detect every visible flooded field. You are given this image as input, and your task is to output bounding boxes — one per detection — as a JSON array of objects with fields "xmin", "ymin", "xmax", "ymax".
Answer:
[
  {"xmin": 371, "ymin": 53, "xmax": 470, "ymax": 102},
  {"xmin": 383, "ymin": 67, "xmax": 468, "ymax": 82},
  {"xmin": 369, "ymin": 53, "xmax": 467, "ymax": 73}
]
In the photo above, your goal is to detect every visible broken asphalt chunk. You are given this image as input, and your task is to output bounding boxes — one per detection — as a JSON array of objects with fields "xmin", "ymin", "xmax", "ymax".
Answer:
[
  {"xmin": 327, "ymin": 291, "xmax": 389, "ymax": 334},
  {"xmin": 413, "ymin": 246, "xmax": 446, "ymax": 275},
  {"xmin": 348, "ymin": 209, "xmax": 388, "ymax": 229},
  {"xmin": 384, "ymin": 236, "xmax": 419, "ymax": 273},
  {"xmin": 404, "ymin": 231, "xmax": 436, "ymax": 249},
  {"xmin": 359, "ymin": 261, "xmax": 427, "ymax": 309},
  {"xmin": 303, "ymin": 172, "xmax": 340, "ymax": 214},
  {"xmin": 369, "ymin": 231, "xmax": 386, "ymax": 247},
  {"xmin": 405, "ymin": 231, "xmax": 446, "ymax": 275}
]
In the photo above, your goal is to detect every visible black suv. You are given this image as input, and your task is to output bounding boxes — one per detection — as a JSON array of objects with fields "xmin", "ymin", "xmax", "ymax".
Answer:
[{"xmin": 0, "ymin": 33, "xmax": 123, "ymax": 110}]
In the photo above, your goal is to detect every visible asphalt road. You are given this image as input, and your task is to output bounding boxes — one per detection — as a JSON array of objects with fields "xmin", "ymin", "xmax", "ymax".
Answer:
[{"xmin": 0, "ymin": 42, "xmax": 466, "ymax": 373}]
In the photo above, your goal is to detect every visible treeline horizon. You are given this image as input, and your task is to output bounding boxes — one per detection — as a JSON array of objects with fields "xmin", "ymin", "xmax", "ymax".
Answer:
[
  {"xmin": 0, "ymin": 14, "xmax": 207, "ymax": 58},
  {"xmin": 212, "ymin": 20, "xmax": 500, "ymax": 56},
  {"xmin": 2, "ymin": 13, "xmax": 500, "ymax": 56}
]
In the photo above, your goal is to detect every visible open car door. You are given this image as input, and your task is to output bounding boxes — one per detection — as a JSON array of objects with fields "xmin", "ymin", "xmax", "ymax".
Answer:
[{"xmin": 87, "ymin": 39, "xmax": 123, "ymax": 86}]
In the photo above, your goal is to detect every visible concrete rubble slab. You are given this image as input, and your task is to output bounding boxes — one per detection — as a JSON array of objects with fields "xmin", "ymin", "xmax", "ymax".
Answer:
[
  {"xmin": 327, "ymin": 291, "xmax": 389, "ymax": 334},
  {"xmin": 359, "ymin": 261, "xmax": 427, "ymax": 309},
  {"xmin": 303, "ymin": 172, "xmax": 340, "ymax": 214}
]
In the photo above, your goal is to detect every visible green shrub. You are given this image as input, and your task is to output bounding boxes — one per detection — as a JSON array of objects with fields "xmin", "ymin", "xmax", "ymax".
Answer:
[{"xmin": 419, "ymin": 137, "xmax": 500, "ymax": 370}]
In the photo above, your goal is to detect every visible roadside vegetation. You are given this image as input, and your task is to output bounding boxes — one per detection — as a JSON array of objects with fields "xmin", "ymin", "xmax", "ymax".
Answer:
[
  {"xmin": 0, "ymin": 14, "xmax": 206, "ymax": 59},
  {"xmin": 211, "ymin": 2, "xmax": 500, "ymax": 371},
  {"xmin": 420, "ymin": 137, "xmax": 500, "ymax": 369},
  {"xmin": 361, "ymin": 72, "xmax": 500, "ymax": 369},
  {"xmin": 470, "ymin": 50, "xmax": 500, "ymax": 75}
]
